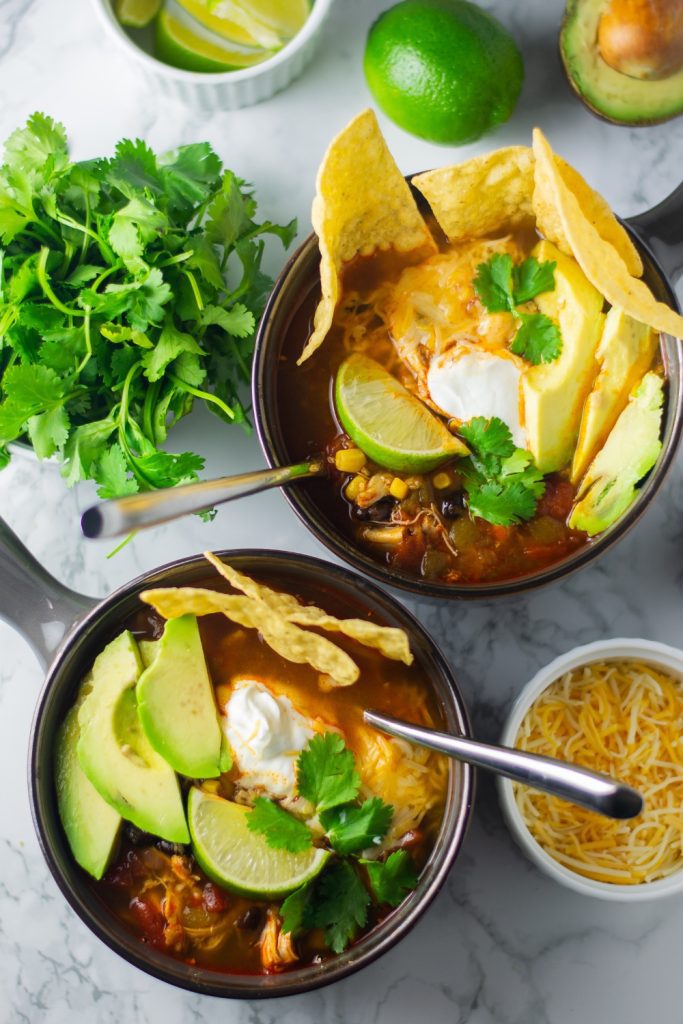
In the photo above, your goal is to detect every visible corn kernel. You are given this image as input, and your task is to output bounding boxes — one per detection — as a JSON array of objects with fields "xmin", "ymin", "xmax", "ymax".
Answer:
[
  {"xmin": 335, "ymin": 448, "xmax": 367, "ymax": 473},
  {"xmin": 389, "ymin": 477, "xmax": 409, "ymax": 500},
  {"xmin": 202, "ymin": 780, "xmax": 221, "ymax": 794},
  {"xmin": 433, "ymin": 471, "xmax": 452, "ymax": 490},
  {"xmin": 345, "ymin": 474, "xmax": 366, "ymax": 502}
]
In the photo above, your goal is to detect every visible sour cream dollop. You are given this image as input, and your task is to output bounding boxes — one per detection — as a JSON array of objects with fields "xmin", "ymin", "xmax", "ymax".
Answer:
[
  {"xmin": 222, "ymin": 680, "xmax": 314, "ymax": 801},
  {"xmin": 427, "ymin": 345, "xmax": 526, "ymax": 448}
]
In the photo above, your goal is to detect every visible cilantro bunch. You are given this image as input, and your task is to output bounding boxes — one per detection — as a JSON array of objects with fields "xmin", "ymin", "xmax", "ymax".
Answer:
[
  {"xmin": 0, "ymin": 113, "xmax": 296, "ymax": 497},
  {"xmin": 246, "ymin": 732, "xmax": 418, "ymax": 954},
  {"xmin": 458, "ymin": 417, "xmax": 546, "ymax": 526},
  {"xmin": 473, "ymin": 252, "xmax": 562, "ymax": 365}
]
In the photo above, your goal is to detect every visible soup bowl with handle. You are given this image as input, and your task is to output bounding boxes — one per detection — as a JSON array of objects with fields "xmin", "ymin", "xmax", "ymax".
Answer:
[
  {"xmin": 0, "ymin": 516, "xmax": 473, "ymax": 998},
  {"xmin": 252, "ymin": 178, "xmax": 683, "ymax": 600}
]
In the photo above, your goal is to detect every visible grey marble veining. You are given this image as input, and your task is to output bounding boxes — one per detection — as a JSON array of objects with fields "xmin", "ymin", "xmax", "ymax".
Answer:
[{"xmin": 1, "ymin": 0, "xmax": 683, "ymax": 1020}]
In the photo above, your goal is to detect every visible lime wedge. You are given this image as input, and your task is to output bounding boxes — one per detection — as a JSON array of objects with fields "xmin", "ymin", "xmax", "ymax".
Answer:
[
  {"xmin": 155, "ymin": 8, "xmax": 273, "ymax": 72},
  {"xmin": 188, "ymin": 788, "xmax": 330, "ymax": 898},
  {"xmin": 115, "ymin": 0, "xmax": 161, "ymax": 27},
  {"xmin": 335, "ymin": 353, "xmax": 469, "ymax": 472},
  {"xmin": 175, "ymin": 0, "xmax": 283, "ymax": 49},
  {"xmin": 233, "ymin": 0, "xmax": 310, "ymax": 39}
]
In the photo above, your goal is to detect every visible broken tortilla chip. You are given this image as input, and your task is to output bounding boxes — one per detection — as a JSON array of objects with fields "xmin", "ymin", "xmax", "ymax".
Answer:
[
  {"xmin": 553, "ymin": 155, "xmax": 643, "ymax": 278},
  {"xmin": 140, "ymin": 587, "xmax": 360, "ymax": 688},
  {"xmin": 533, "ymin": 128, "xmax": 683, "ymax": 339},
  {"xmin": 412, "ymin": 141, "xmax": 642, "ymax": 280},
  {"xmin": 297, "ymin": 109, "xmax": 436, "ymax": 365},
  {"xmin": 411, "ymin": 146, "xmax": 535, "ymax": 242},
  {"xmin": 203, "ymin": 551, "xmax": 413, "ymax": 665}
]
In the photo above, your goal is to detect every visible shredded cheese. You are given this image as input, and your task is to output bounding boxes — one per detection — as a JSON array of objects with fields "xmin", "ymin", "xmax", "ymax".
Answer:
[{"xmin": 514, "ymin": 660, "xmax": 683, "ymax": 885}]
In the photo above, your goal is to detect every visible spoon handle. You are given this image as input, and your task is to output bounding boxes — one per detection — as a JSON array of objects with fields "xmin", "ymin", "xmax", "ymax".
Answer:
[
  {"xmin": 364, "ymin": 710, "xmax": 643, "ymax": 820},
  {"xmin": 81, "ymin": 459, "xmax": 325, "ymax": 539}
]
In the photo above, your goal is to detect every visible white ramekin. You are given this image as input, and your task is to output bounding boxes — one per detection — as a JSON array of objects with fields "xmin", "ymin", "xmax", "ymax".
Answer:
[
  {"xmin": 91, "ymin": 0, "xmax": 335, "ymax": 110},
  {"xmin": 498, "ymin": 638, "xmax": 683, "ymax": 902}
]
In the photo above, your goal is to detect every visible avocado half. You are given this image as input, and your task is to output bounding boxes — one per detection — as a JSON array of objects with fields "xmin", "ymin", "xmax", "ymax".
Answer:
[{"xmin": 560, "ymin": 0, "xmax": 683, "ymax": 125}]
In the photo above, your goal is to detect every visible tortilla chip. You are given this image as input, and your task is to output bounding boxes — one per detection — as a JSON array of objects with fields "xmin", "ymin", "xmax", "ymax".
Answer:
[
  {"xmin": 411, "ymin": 147, "xmax": 535, "ymax": 241},
  {"xmin": 141, "ymin": 587, "xmax": 359, "ymax": 688},
  {"xmin": 297, "ymin": 109, "xmax": 436, "ymax": 365},
  {"xmin": 532, "ymin": 128, "xmax": 683, "ymax": 339},
  {"xmin": 553, "ymin": 156, "xmax": 643, "ymax": 277},
  {"xmin": 203, "ymin": 551, "xmax": 413, "ymax": 665}
]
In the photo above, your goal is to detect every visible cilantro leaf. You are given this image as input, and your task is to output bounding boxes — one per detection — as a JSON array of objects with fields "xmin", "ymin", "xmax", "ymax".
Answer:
[
  {"xmin": 201, "ymin": 303, "xmax": 255, "ymax": 339},
  {"xmin": 158, "ymin": 142, "xmax": 222, "ymax": 220},
  {"xmin": 27, "ymin": 406, "xmax": 69, "ymax": 460},
  {"xmin": 3, "ymin": 112, "xmax": 68, "ymax": 182},
  {"xmin": 464, "ymin": 476, "xmax": 540, "ymax": 526},
  {"xmin": 311, "ymin": 861, "xmax": 370, "ymax": 954},
  {"xmin": 510, "ymin": 312, "xmax": 563, "ymax": 365},
  {"xmin": 458, "ymin": 416, "xmax": 515, "ymax": 461},
  {"xmin": 246, "ymin": 797, "xmax": 313, "ymax": 853},
  {"xmin": 93, "ymin": 443, "xmax": 139, "ymax": 500},
  {"xmin": 61, "ymin": 417, "xmax": 117, "ymax": 487},
  {"xmin": 141, "ymin": 320, "xmax": 203, "ymax": 382},
  {"xmin": 364, "ymin": 851, "xmax": 418, "ymax": 907},
  {"xmin": 0, "ymin": 364, "xmax": 65, "ymax": 441},
  {"xmin": 473, "ymin": 253, "xmax": 514, "ymax": 313},
  {"xmin": 281, "ymin": 882, "xmax": 315, "ymax": 936},
  {"xmin": 511, "ymin": 257, "xmax": 557, "ymax": 304},
  {"xmin": 104, "ymin": 138, "xmax": 163, "ymax": 199},
  {"xmin": 321, "ymin": 798, "xmax": 393, "ymax": 856},
  {"xmin": 297, "ymin": 733, "xmax": 361, "ymax": 813}
]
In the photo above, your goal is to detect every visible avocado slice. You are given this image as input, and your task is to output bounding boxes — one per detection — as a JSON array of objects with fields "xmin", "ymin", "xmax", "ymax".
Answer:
[
  {"xmin": 54, "ymin": 677, "xmax": 122, "ymax": 880},
  {"xmin": 560, "ymin": 0, "xmax": 683, "ymax": 125},
  {"xmin": 77, "ymin": 631, "xmax": 189, "ymax": 844},
  {"xmin": 572, "ymin": 308, "xmax": 658, "ymax": 482},
  {"xmin": 569, "ymin": 371, "xmax": 664, "ymax": 535},
  {"xmin": 522, "ymin": 239, "xmax": 604, "ymax": 473},
  {"xmin": 137, "ymin": 615, "xmax": 223, "ymax": 779}
]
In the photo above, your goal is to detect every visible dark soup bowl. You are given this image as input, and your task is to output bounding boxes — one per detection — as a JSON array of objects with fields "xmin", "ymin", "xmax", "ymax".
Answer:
[
  {"xmin": 0, "ymin": 517, "xmax": 473, "ymax": 998},
  {"xmin": 252, "ymin": 178, "xmax": 683, "ymax": 599}
]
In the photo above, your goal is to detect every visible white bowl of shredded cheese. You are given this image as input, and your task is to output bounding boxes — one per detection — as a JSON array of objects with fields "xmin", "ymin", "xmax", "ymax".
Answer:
[{"xmin": 498, "ymin": 638, "xmax": 683, "ymax": 901}]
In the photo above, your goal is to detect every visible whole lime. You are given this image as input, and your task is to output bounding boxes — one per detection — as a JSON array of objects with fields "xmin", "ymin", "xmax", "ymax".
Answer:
[{"xmin": 364, "ymin": 0, "xmax": 524, "ymax": 145}]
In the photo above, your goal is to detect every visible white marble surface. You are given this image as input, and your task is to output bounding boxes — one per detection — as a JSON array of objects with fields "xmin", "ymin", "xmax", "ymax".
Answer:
[{"xmin": 1, "ymin": 0, "xmax": 683, "ymax": 1020}]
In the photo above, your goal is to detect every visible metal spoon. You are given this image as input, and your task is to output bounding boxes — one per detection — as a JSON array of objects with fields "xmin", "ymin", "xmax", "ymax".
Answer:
[
  {"xmin": 364, "ymin": 710, "xmax": 643, "ymax": 820},
  {"xmin": 80, "ymin": 458, "xmax": 326, "ymax": 540}
]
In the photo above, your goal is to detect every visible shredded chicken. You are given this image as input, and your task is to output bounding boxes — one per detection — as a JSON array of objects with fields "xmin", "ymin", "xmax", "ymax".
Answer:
[{"xmin": 260, "ymin": 910, "xmax": 299, "ymax": 972}]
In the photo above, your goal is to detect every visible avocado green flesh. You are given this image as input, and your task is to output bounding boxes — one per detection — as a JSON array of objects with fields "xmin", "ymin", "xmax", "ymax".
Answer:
[
  {"xmin": 77, "ymin": 631, "xmax": 189, "ymax": 844},
  {"xmin": 561, "ymin": 0, "xmax": 683, "ymax": 125},
  {"xmin": 137, "ymin": 615, "xmax": 223, "ymax": 779},
  {"xmin": 570, "ymin": 372, "xmax": 664, "ymax": 535},
  {"xmin": 54, "ymin": 698, "xmax": 122, "ymax": 880}
]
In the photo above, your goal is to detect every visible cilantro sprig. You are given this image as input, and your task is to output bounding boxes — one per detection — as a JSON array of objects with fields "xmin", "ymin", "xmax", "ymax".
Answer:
[
  {"xmin": 246, "ymin": 798, "xmax": 313, "ymax": 853},
  {"xmin": 245, "ymin": 731, "xmax": 418, "ymax": 954},
  {"xmin": 473, "ymin": 253, "xmax": 562, "ymax": 365},
  {"xmin": 458, "ymin": 416, "xmax": 546, "ymax": 526},
  {"xmin": 0, "ymin": 113, "xmax": 296, "ymax": 498}
]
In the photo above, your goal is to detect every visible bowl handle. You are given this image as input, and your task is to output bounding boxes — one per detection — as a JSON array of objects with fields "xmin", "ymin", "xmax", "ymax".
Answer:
[
  {"xmin": 625, "ymin": 181, "xmax": 683, "ymax": 286},
  {"xmin": 0, "ymin": 515, "xmax": 95, "ymax": 668}
]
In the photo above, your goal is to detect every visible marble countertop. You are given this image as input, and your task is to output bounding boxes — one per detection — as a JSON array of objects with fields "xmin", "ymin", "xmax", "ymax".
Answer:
[{"xmin": 1, "ymin": 0, "xmax": 683, "ymax": 1020}]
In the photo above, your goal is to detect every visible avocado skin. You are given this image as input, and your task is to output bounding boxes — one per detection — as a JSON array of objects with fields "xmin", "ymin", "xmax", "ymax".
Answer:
[
  {"xmin": 560, "ymin": 0, "xmax": 683, "ymax": 126},
  {"xmin": 77, "ymin": 631, "xmax": 189, "ymax": 844},
  {"xmin": 54, "ymin": 689, "xmax": 122, "ymax": 880},
  {"xmin": 137, "ymin": 615, "xmax": 223, "ymax": 780}
]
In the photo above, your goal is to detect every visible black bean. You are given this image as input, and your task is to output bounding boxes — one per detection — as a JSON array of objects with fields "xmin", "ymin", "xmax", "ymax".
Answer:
[
  {"xmin": 353, "ymin": 497, "xmax": 396, "ymax": 522},
  {"xmin": 155, "ymin": 840, "xmax": 189, "ymax": 856},
  {"xmin": 440, "ymin": 493, "xmax": 465, "ymax": 518},
  {"xmin": 237, "ymin": 906, "xmax": 263, "ymax": 930},
  {"xmin": 125, "ymin": 823, "xmax": 155, "ymax": 847}
]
